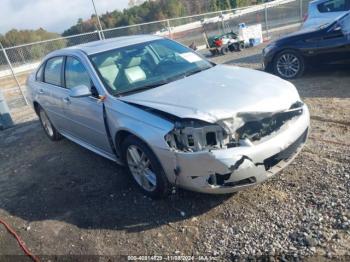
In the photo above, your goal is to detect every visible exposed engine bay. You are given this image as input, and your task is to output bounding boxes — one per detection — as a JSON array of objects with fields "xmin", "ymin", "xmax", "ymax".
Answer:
[{"xmin": 165, "ymin": 102, "xmax": 304, "ymax": 152}]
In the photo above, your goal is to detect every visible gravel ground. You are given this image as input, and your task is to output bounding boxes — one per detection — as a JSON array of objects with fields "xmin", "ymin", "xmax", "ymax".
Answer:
[{"xmin": 0, "ymin": 40, "xmax": 349, "ymax": 261}]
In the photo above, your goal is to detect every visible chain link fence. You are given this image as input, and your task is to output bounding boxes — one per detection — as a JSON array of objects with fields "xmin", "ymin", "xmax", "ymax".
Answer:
[{"xmin": 0, "ymin": 0, "xmax": 311, "ymax": 110}]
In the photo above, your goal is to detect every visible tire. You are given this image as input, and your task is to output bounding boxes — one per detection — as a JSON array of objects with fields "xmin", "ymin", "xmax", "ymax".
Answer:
[
  {"xmin": 38, "ymin": 105, "xmax": 62, "ymax": 141},
  {"xmin": 228, "ymin": 44, "xmax": 236, "ymax": 52},
  {"xmin": 273, "ymin": 50, "xmax": 305, "ymax": 79},
  {"xmin": 209, "ymin": 49, "xmax": 217, "ymax": 56},
  {"xmin": 220, "ymin": 46, "xmax": 229, "ymax": 55},
  {"xmin": 121, "ymin": 135, "xmax": 171, "ymax": 199}
]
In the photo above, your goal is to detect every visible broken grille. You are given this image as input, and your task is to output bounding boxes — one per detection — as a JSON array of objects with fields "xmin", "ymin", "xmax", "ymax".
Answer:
[
  {"xmin": 264, "ymin": 128, "xmax": 308, "ymax": 171},
  {"xmin": 236, "ymin": 107, "xmax": 304, "ymax": 142}
]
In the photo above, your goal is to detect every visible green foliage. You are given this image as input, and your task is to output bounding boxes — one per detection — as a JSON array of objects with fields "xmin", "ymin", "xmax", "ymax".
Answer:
[
  {"xmin": 0, "ymin": 28, "xmax": 61, "ymax": 47},
  {"xmin": 0, "ymin": 0, "xmax": 259, "ymax": 46},
  {"xmin": 62, "ymin": 0, "xmax": 258, "ymax": 36},
  {"xmin": 0, "ymin": 29, "xmax": 66, "ymax": 64}
]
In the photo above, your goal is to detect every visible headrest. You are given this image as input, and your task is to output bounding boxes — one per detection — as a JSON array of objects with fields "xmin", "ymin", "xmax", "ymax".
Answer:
[
  {"xmin": 125, "ymin": 57, "xmax": 142, "ymax": 68},
  {"xmin": 100, "ymin": 56, "xmax": 118, "ymax": 68}
]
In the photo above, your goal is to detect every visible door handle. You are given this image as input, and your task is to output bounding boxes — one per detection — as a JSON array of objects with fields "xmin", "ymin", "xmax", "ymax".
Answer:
[
  {"xmin": 39, "ymin": 88, "xmax": 44, "ymax": 94},
  {"xmin": 63, "ymin": 97, "xmax": 71, "ymax": 104}
]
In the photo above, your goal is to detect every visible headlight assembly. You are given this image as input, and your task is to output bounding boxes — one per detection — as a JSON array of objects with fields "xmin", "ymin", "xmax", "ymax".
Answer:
[{"xmin": 165, "ymin": 119, "xmax": 231, "ymax": 152}]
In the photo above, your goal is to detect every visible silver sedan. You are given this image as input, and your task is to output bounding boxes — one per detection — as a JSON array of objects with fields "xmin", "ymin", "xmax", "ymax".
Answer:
[{"xmin": 26, "ymin": 35, "xmax": 310, "ymax": 198}]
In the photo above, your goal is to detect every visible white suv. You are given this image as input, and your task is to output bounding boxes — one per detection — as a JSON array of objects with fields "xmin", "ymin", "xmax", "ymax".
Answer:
[{"xmin": 303, "ymin": 0, "xmax": 350, "ymax": 29}]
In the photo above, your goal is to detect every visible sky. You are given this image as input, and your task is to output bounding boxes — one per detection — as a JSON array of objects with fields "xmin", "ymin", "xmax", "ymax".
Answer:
[{"xmin": 0, "ymin": 0, "xmax": 130, "ymax": 34}]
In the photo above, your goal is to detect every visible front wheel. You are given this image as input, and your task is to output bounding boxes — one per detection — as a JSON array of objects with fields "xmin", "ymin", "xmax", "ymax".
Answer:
[
  {"xmin": 273, "ymin": 50, "xmax": 305, "ymax": 79},
  {"xmin": 121, "ymin": 136, "xmax": 171, "ymax": 199}
]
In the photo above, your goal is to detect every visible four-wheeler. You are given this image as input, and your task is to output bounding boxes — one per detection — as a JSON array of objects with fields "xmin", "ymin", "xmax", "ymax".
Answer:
[{"xmin": 207, "ymin": 32, "xmax": 245, "ymax": 56}]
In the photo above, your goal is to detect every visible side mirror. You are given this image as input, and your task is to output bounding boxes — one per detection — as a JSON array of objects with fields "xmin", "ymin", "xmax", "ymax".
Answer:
[{"xmin": 69, "ymin": 85, "xmax": 92, "ymax": 98}]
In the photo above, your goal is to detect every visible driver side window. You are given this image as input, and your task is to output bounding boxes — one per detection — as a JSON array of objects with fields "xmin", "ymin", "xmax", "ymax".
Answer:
[
  {"xmin": 65, "ymin": 57, "xmax": 92, "ymax": 90},
  {"xmin": 318, "ymin": 0, "xmax": 348, "ymax": 12}
]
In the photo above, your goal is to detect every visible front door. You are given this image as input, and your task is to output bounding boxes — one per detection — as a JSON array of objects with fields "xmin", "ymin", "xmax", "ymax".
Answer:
[
  {"xmin": 315, "ymin": 17, "xmax": 350, "ymax": 63},
  {"xmin": 60, "ymin": 56, "xmax": 113, "ymax": 155}
]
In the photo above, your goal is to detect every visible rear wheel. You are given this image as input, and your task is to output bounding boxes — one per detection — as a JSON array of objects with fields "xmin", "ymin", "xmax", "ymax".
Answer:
[
  {"xmin": 38, "ymin": 106, "xmax": 62, "ymax": 141},
  {"xmin": 122, "ymin": 136, "xmax": 171, "ymax": 199},
  {"xmin": 209, "ymin": 49, "xmax": 218, "ymax": 56},
  {"xmin": 220, "ymin": 46, "xmax": 229, "ymax": 55},
  {"xmin": 273, "ymin": 50, "xmax": 305, "ymax": 79}
]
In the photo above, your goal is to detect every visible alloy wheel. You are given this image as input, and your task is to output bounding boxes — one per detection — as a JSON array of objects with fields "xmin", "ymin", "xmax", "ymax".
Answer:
[
  {"xmin": 276, "ymin": 53, "xmax": 300, "ymax": 78},
  {"xmin": 126, "ymin": 145, "xmax": 157, "ymax": 192}
]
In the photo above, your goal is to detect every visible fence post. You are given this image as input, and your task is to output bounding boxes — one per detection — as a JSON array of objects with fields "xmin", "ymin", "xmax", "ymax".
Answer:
[
  {"xmin": 97, "ymin": 30, "xmax": 103, "ymax": 40},
  {"xmin": 220, "ymin": 11, "xmax": 225, "ymax": 34},
  {"xmin": 264, "ymin": 4, "xmax": 270, "ymax": 39},
  {"xmin": 100, "ymin": 30, "xmax": 105, "ymax": 40},
  {"xmin": 0, "ymin": 43, "xmax": 28, "ymax": 106},
  {"xmin": 167, "ymin": 19, "xmax": 173, "ymax": 39},
  {"xmin": 299, "ymin": 0, "xmax": 303, "ymax": 22}
]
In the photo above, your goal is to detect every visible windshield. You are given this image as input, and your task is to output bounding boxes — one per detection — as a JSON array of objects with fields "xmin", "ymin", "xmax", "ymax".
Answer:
[
  {"xmin": 320, "ymin": 11, "xmax": 350, "ymax": 30},
  {"xmin": 338, "ymin": 11, "xmax": 350, "ymax": 34},
  {"xmin": 90, "ymin": 39, "xmax": 213, "ymax": 96}
]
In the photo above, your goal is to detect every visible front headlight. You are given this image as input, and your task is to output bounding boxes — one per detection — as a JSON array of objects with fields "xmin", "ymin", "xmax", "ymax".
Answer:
[{"xmin": 165, "ymin": 119, "xmax": 229, "ymax": 152}]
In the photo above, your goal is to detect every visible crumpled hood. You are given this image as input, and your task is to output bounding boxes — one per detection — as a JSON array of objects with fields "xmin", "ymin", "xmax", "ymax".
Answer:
[{"xmin": 119, "ymin": 65, "xmax": 301, "ymax": 123}]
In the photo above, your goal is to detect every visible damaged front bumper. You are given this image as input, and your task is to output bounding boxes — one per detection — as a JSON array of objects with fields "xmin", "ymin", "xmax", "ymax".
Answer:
[{"xmin": 158, "ymin": 105, "xmax": 310, "ymax": 194}]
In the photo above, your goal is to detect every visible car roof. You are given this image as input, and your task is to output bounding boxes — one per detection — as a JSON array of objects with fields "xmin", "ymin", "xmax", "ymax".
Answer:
[{"xmin": 50, "ymin": 34, "xmax": 163, "ymax": 56}]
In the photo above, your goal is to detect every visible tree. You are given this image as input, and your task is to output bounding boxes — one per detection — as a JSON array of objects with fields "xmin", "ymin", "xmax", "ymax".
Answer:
[{"xmin": 209, "ymin": 0, "xmax": 219, "ymax": 12}]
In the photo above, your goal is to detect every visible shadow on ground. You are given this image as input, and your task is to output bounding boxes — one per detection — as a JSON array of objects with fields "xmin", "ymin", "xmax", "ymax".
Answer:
[
  {"xmin": 292, "ymin": 64, "xmax": 350, "ymax": 99},
  {"xmin": 0, "ymin": 121, "xmax": 230, "ymax": 233}
]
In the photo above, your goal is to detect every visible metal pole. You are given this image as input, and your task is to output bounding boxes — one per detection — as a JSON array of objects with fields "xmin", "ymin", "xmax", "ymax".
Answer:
[
  {"xmin": 97, "ymin": 30, "xmax": 103, "ymax": 40},
  {"xmin": 264, "ymin": 5, "xmax": 269, "ymax": 39},
  {"xmin": 91, "ymin": 0, "xmax": 105, "ymax": 39},
  {"xmin": 0, "ymin": 43, "xmax": 28, "ymax": 105},
  {"xmin": 299, "ymin": 0, "xmax": 303, "ymax": 22},
  {"xmin": 220, "ymin": 11, "xmax": 225, "ymax": 34},
  {"xmin": 167, "ymin": 19, "xmax": 172, "ymax": 39}
]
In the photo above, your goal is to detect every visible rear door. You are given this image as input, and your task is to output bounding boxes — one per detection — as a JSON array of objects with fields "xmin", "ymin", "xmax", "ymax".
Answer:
[
  {"xmin": 60, "ymin": 56, "xmax": 113, "ymax": 154},
  {"xmin": 38, "ymin": 56, "xmax": 67, "ymax": 130}
]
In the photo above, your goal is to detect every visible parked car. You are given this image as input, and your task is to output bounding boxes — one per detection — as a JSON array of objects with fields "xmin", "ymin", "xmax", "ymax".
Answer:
[
  {"xmin": 27, "ymin": 35, "xmax": 310, "ymax": 198},
  {"xmin": 302, "ymin": 0, "xmax": 350, "ymax": 29},
  {"xmin": 263, "ymin": 12, "xmax": 350, "ymax": 79}
]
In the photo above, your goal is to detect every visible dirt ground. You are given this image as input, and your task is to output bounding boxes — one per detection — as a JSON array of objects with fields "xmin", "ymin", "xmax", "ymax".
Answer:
[{"xmin": 0, "ymin": 43, "xmax": 349, "ymax": 261}]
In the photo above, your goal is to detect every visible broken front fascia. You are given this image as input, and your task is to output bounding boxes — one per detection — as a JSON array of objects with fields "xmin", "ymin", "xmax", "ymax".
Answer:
[
  {"xmin": 162, "ymin": 103, "xmax": 308, "ymax": 193},
  {"xmin": 164, "ymin": 102, "xmax": 304, "ymax": 153}
]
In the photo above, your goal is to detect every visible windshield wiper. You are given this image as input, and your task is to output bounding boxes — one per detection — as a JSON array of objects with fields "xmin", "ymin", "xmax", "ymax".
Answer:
[
  {"xmin": 117, "ymin": 80, "xmax": 169, "ymax": 96},
  {"xmin": 183, "ymin": 66, "xmax": 211, "ymax": 78}
]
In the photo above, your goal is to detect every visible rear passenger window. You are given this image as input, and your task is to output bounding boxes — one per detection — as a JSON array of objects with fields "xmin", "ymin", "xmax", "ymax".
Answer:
[
  {"xmin": 65, "ymin": 57, "xmax": 92, "ymax": 89},
  {"xmin": 44, "ymin": 57, "xmax": 63, "ymax": 86},
  {"xmin": 317, "ymin": 0, "xmax": 348, "ymax": 12},
  {"xmin": 36, "ymin": 64, "xmax": 44, "ymax": 81}
]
